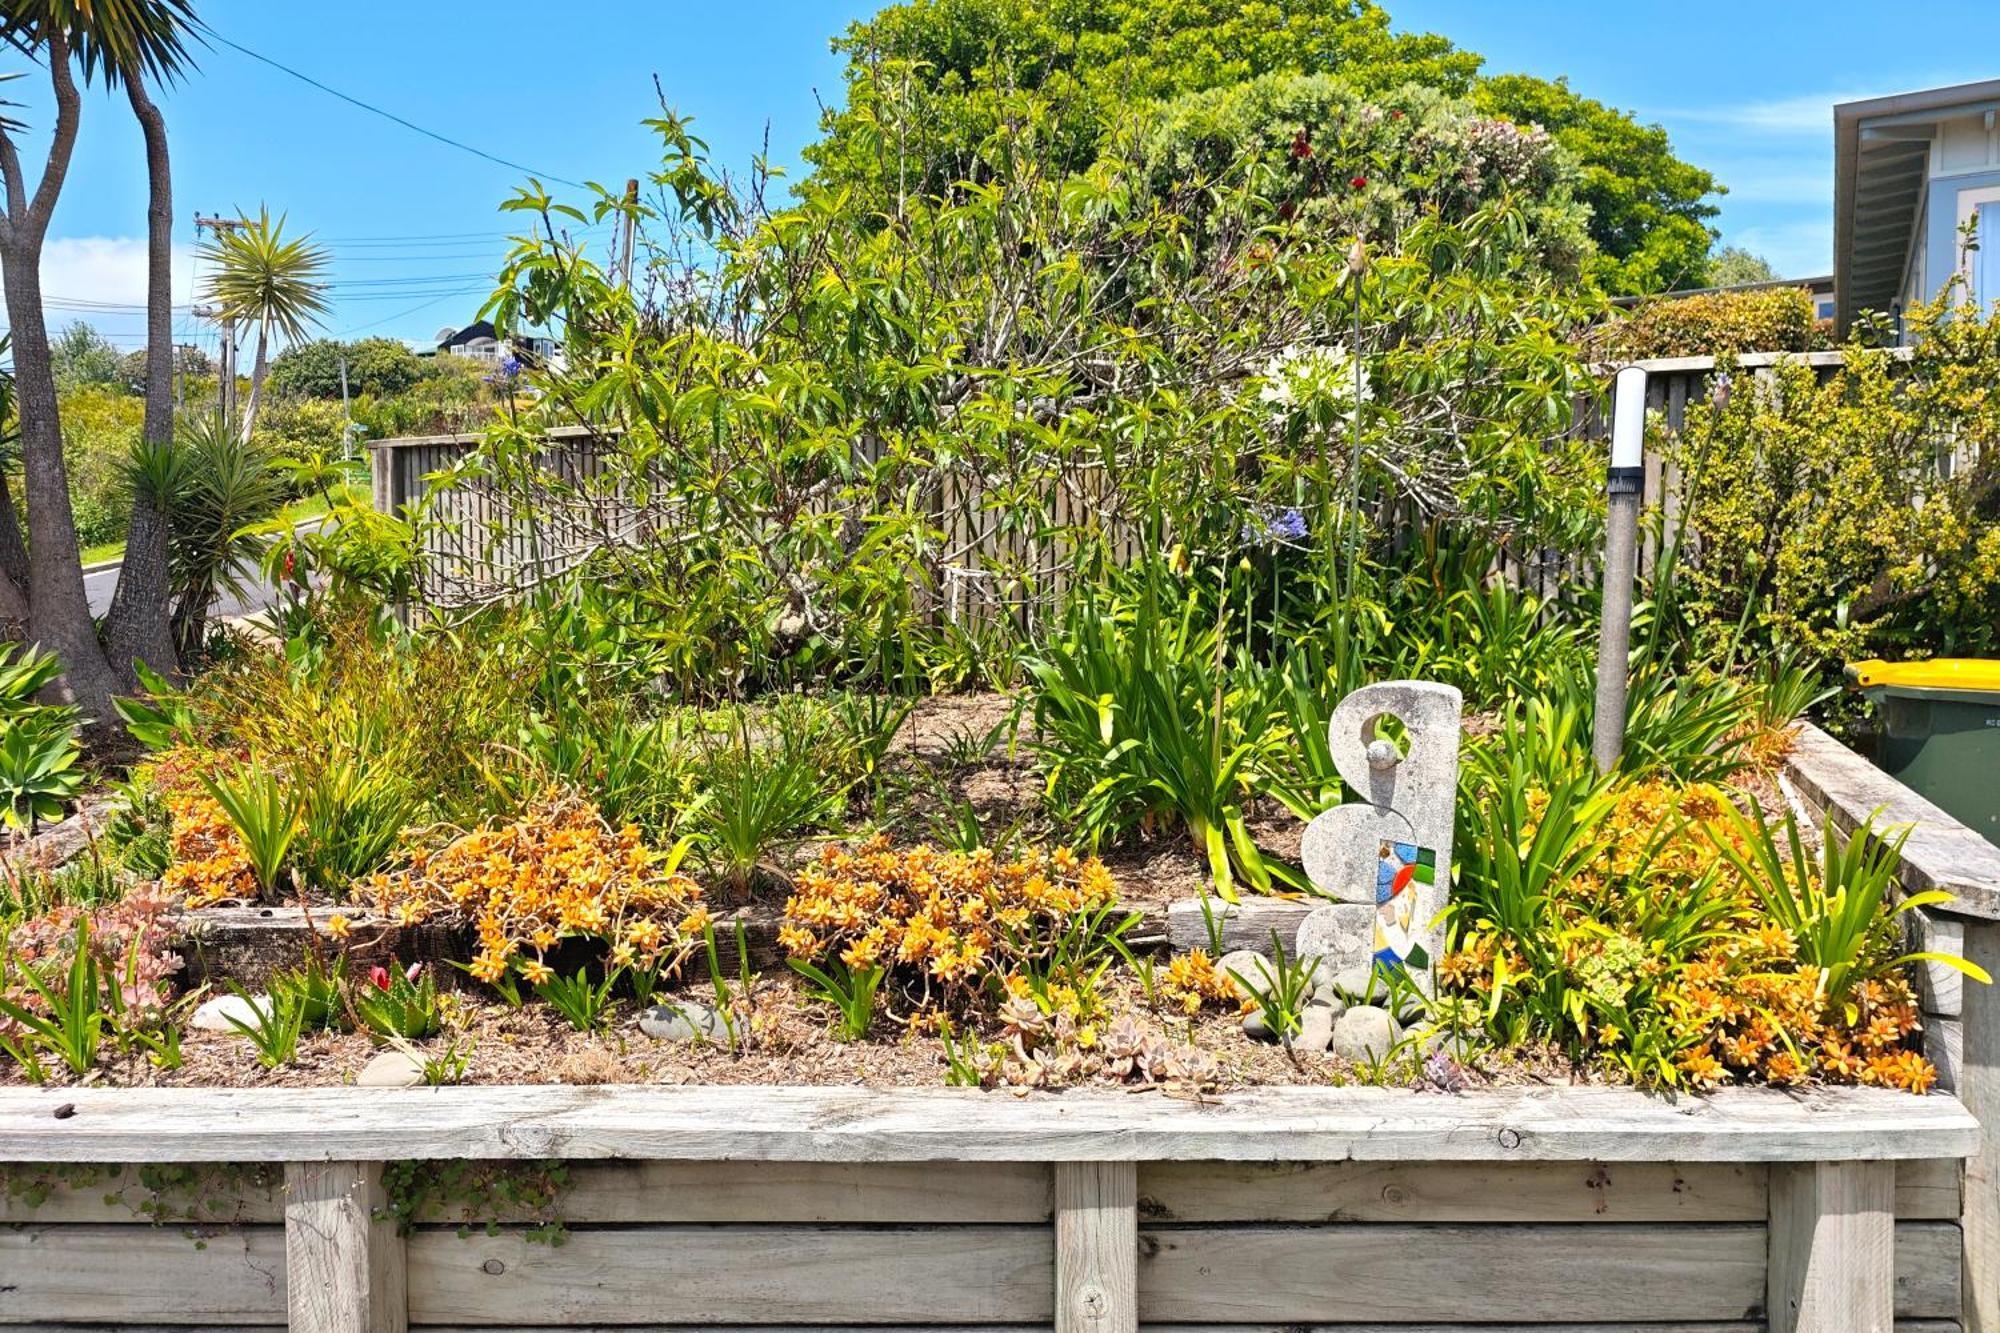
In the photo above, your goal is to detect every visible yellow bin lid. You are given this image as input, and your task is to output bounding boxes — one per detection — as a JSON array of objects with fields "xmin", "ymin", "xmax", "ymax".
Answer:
[{"xmin": 1846, "ymin": 658, "xmax": 2000, "ymax": 692}]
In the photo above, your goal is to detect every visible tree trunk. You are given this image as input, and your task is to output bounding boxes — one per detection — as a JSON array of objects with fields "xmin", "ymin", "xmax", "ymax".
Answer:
[
  {"xmin": 0, "ymin": 242, "xmax": 125, "ymax": 733},
  {"xmin": 239, "ymin": 323, "xmax": 270, "ymax": 443},
  {"xmin": 102, "ymin": 76, "xmax": 180, "ymax": 688},
  {"xmin": 0, "ymin": 470, "xmax": 31, "ymax": 616},
  {"xmin": 0, "ymin": 38, "xmax": 124, "ymax": 737}
]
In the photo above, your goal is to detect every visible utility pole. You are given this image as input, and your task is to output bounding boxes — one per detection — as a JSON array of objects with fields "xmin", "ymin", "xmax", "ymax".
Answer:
[
  {"xmin": 615, "ymin": 178, "xmax": 639, "ymax": 291},
  {"xmin": 194, "ymin": 212, "xmax": 248, "ymax": 430},
  {"xmin": 338, "ymin": 349, "xmax": 354, "ymax": 461}
]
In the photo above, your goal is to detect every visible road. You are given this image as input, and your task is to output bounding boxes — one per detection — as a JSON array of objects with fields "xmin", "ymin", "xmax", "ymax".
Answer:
[{"xmin": 83, "ymin": 517, "xmax": 326, "ymax": 620}]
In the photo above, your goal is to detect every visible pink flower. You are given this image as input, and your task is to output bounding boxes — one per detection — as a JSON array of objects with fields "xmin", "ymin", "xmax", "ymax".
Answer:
[{"xmin": 369, "ymin": 965, "xmax": 392, "ymax": 991}]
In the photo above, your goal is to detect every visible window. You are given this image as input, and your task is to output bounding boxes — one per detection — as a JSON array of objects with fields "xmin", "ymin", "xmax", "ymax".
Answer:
[{"xmin": 1957, "ymin": 185, "xmax": 2000, "ymax": 309}]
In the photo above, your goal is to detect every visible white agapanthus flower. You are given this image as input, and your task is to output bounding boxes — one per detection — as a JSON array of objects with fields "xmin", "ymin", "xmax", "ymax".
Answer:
[{"xmin": 1258, "ymin": 343, "xmax": 1372, "ymax": 412}]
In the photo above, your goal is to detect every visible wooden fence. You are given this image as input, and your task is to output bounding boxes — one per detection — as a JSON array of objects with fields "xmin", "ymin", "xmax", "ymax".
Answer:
[
  {"xmin": 368, "ymin": 350, "xmax": 1875, "ymax": 614},
  {"xmin": 0, "ymin": 1082, "xmax": 1979, "ymax": 1332}
]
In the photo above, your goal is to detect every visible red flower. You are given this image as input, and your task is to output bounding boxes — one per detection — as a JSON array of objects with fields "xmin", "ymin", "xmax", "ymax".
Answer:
[
  {"xmin": 281, "ymin": 550, "xmax": 296, "ymax": 581},
  {"xmin": 1290, "ymin": 130, "xmax": 1314, "ymax": 159},
  {"xmin": 1350, "ymin": 175, "xmax": 1369, "ymax": 190},
  {"xmin": 1389, "ymin": 109, "xmax": 1404, "ymax": 120},
  {"xmin": 369, "ymin": 965, "xmax": 392, "ymax": 991}
]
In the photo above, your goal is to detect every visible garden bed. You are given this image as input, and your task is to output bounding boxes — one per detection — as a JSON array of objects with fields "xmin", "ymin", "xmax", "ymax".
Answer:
[{"xmin": 0, "ymin": 1082, "xmax": 1979, "ymax": 1331}]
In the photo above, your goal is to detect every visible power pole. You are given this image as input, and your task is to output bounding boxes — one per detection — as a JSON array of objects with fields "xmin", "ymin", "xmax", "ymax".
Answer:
[
  {"xmin": 338, "ymin": 349, "xmax": 354, "ymax": 461},
  {"xmin": 194, "ymin": 212, "xmax": 248, "ymax": 430},
  {"xmin": 615, "ymin": 178, "xmax": 639, "ymax": 291}
]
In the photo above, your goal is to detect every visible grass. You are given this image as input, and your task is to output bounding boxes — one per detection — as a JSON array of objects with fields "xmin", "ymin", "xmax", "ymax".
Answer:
[{"xmin": 80, "ymin": 482, "xmax": 362, "ymax": 567}]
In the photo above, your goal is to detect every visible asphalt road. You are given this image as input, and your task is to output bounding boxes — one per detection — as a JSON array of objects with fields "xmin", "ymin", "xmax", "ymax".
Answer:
[{"xmin": 83, "ymin": 516, "xmax": 326, "ymax": 620}]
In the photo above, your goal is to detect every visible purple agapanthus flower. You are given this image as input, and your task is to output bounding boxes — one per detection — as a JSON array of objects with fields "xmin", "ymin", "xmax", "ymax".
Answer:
[{"xmin": 1271, "ymin": 507, "xmax": 1308, "ymax": 541}]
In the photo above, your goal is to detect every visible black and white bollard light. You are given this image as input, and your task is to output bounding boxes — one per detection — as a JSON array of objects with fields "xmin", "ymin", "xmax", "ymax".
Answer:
[{"xmin": 1591, "ymin": 365, "xmax": 1648, "ymax": 775}]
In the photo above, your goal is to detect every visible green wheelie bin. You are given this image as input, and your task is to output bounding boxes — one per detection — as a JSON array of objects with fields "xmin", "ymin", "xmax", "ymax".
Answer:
[{"xmin": 1847, "ymin": 658, "xmax": 2000, "ymax": 844}]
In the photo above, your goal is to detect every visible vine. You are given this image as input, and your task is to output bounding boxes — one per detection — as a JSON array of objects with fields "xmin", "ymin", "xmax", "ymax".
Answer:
[{"xmin": 377, "ymin": 1159, "xmax": 571, "ymax": 1246}]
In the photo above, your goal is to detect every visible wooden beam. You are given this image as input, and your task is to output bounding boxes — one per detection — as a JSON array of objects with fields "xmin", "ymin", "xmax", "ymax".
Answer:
[
  {"xmin": 285, "ymin": 1161, "xmax": 406, "ymax": 1333},
  {"xmin": 1057, "ymin": 1162, "xmax": 1137, "ymax": 1333},
  {"xmin": 1963, "ymin": 918, "xmax": 2000, "ymax": 1333},
  {"xmin": 1768, "ymin": 1159, "xmax": 1897, "ymax": 1332},
  {"xmin": 0, "ymin": 1084, "xmax": 1977, "ymax": 1165}
]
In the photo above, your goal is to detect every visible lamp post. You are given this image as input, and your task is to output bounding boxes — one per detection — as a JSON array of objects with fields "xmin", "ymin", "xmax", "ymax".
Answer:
[{"xmin": 1592, "ymin": 365, "xmax": 1648, "ymax": 775}]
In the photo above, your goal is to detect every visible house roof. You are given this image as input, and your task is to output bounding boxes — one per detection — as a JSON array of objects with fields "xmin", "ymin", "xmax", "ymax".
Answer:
[
  {"xmin": 1834, "ymin": 79, "xmax": 2000, "ymax": 333},
  {"xmin": 438, "ymin": 319, "xmax": 499, "ymax": 349}
]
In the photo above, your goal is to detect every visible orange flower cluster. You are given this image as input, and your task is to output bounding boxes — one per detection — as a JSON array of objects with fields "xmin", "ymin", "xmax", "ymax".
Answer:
[
  {"xmin": 1159, "ymin": 949, "xmax": 1239, "ymax": 1015},
  {"xmin": 1672, "ymin": 962, "xmax": 1932, "ymax": 1092},
  {"xmin": 1444, "ymin": 776, "xmax": 1939, "ymax": 1093},
  {"xmin": 146, "ymin": 747, "xmax": 257, "ymax": 908},
  {"xmin": 357, "ymin": 792, "xmax": 707, "ymax": 985},
  {"xmin": 780, "ymin": 838, "xmax": 1118, "ymax": 1013}
]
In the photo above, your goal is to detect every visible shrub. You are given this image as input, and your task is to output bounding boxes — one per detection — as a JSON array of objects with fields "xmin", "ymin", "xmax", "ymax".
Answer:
[
  {"xmin": 1597, "ymin": 286, "xmax": 1826, "ymax": 360},
  {"xmin": 356, "ymin": 791, "xmax": 708, "ymax": 987},
  {"xmin": 1665, "ymin": 305, "xmax": 2000, "ymax": 663},
  {"xmin": 780, "ymin": 838, "xmax": 1119, "ymax": 1019}
]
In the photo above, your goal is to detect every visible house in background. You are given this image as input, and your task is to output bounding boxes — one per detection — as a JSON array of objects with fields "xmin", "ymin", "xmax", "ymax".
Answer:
[
  {"xmin": 1834, "ymin": 78, "xmax": 2000, "ymax": 335},
  {"xmin": 433, "ymin": 320, "xmax": 561, "ymax": 367}
]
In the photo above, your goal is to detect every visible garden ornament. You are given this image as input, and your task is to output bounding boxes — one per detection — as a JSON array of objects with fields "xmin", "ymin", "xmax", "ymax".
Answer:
[{"xmin": 1296, "ymin": 680, "xmax": 1462, "ymax": 995}]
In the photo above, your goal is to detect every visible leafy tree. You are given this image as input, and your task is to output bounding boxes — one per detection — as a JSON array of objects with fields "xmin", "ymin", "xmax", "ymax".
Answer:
[
  {"xmin": 269, "ymin": 337, "xmax": 422, "ymax": 401},
  {"xmin": 50, "ymin": 321, "xmax": 120, "ymax": 390},
  {"xmin": 115, "ymin": 342, "xmax": 210, "ymax": 395},
  {"xmin": 199, "ymin": 206, "xmax": 331, "ymax": 441},
  {"xmin": 1474, "ymin": 74, "xmax": 1720, "ymax": 295},
  {"xmin": 809, "ymin": 0, "xmax": 1475, "ymax": 201},
  {"xmin": 1708, "ymin": 244, "xmax": 1779, "ymax": 287},
  {"xmin": 810, "ymin": 0, "xmax": 1718, "ymax": 295},
  {"xmin": 0, "ymin": 0, "xmax": 203, "ymax": 724}
]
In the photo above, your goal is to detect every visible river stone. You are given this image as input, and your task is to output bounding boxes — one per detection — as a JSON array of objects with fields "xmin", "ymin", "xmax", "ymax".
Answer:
[
  {"xmin": 1242, "ymin": 1009, "xmax": 1273, "ymax": 1042},
  {"xmin": 191, "ymin": 992, "xmax": 270, "ymax": 1033},
  {"xmin": 1294, "ymin": 903, "xmax": 1377, "ymax": 998},
  {"xmin": 1219, "ymin": 950, "xmax": 1277, "ymax": 995},
  {"xmin": 355, "ymin": 1048, "xmax": 426, "ymax": 1088},
  {"xmin": 640, "ymin": 1000, "xmax": 730, "ymax": 1043},
  {"xmin": 1330, "ymin": 1005, "xmax": 1399, "ymax": 1063},
  {"xmin": 1295, "ymin": 1001, "xmax": 1337, "ymax": 1053}
]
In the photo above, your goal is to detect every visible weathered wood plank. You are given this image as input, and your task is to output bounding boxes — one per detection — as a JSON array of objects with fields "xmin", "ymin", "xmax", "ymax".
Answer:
[
  {"xmin": 1135, "ymin": 1222, "xmax": 1957, "ymax": 1323},
  {"xmin": 1896, "ymin": 1156, "xmax": 1963, "ymax": 1221},
  {"xmin": 1784, "ymin": 723, "xmax": 2000, "ymax": 921},
  {"xmin": 1057, "ymin": 1162, "xmax": 1136, "ymax": 1333},
  {"xmin": 285, "ymin": 1161, "xmax": 405, "ymax": 1333},
  {"xmin": 1139, "ymin": 1159, "xmax": 1767, "ymax": 1222},
  {"xmin": 1138, "ymin": 1222, "xmax": 1768, "ymax": 1321},
  {"xmin": 406, "ymin": 1225, "xmax": 1052, "ymax": 1325},
  {"xmin": 1139, "ymin": 1158, "xmax": 1962, "ymax": 1224},
  {"xmin": 0, "ymin": 1162, "xmax": 283, "ymax": 1224},
  {"xmin": 0, "ymin": 1325, "xmax": 1967, "ymax": 1333},
  {"xmin": 0, "ymin": 1224, "xmax": 285, "ymax": 1322},
  {"xmin": 1770, "ymin": 1159, "xmax": 1896, "ymax": 1332},
  {"xmin": 1163, "ymin": 899, "xmax": 1312, "ymax": 955},
  {"xmin": 0, "ymin": 1084, "xmax": 1975, "ymax": 1164},
  {"xmin": 1914, "ymin": 913, "xmax": 1967, "ymax": 1018},
  {"xmin": 1962, "ymin": 916, "xmax": 2000, "ymax": 1333}
]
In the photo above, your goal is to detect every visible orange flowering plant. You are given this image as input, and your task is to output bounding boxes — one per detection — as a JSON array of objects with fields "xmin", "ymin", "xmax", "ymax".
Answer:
[
  {"xmin": 1444, "ymin": 762, "xmax": 1970, "ymax": 1093},
  {"xmin": 780, "ymin": 837, "xmax": 1123, "ymax": 1019},
  {"xmin": 356, "ymin": 791, "xmax": 708, "ymax": 988}
]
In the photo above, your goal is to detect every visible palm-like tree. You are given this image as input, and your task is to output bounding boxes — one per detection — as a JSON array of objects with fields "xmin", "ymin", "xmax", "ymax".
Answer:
[
  {"xmin": 201, "ymin": 208, "xmax": 330, "ymax": 442},
  {"xmin": 0, "ymin": 0, "xmax": 201, "ymax": 705}
]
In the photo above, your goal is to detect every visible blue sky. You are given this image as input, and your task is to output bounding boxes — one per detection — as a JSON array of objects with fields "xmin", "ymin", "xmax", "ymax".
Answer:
[{"xmin": 11, "ymin": 0, "xmax": 2000, "ymax": 356}]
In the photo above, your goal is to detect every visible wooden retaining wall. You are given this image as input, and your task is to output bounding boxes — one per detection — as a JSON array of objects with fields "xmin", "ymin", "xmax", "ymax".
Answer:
[
  {"xmin": 1784, "ymin": 723, "xmax": 2000, "ymax": 1333},
  {"xmin": 0, "ymin": 1084, "xmax": 1979, "ymax": 1332}
]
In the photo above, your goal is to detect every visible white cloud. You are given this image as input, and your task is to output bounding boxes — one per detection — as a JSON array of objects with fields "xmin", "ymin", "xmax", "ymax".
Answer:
[
  {"xmin": 35, "ymin": 235, "xmax": 198, "ymax": 308},
  {"xmin": 1668, "ymin": 91, "xmax": 1869, "ymax": 136},
  {"xmin": 0, "ymin": 235, "xmax": 200, "ymax": 347}
]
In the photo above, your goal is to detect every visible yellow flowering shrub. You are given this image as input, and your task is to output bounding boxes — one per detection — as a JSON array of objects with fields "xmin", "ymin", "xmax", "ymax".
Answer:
[
  {"xmin": 1159, "ymin": 948, "xmax": 1240, "ymax": 1015},
  {"xmin": 357, "ymin": 791, "xmax": 707, "ymax": 985},
  {"xmin": 780, "ymin": 837, "xmax": 1119, "ymax": 1016},
  {"xmin": 1444, "ymin": 777, "xmax": 1938, "ymax": 1092},
  {"xmin": 144, "ymin": 746, "xmax": 257, "ymax": 908}
]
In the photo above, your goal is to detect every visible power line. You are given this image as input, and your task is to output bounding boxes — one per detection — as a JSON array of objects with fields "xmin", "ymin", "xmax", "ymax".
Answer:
[{"xmin": 198, "ymin": 22, "xmax": 589, "ymax": 191}]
